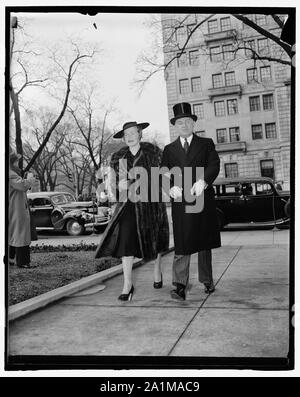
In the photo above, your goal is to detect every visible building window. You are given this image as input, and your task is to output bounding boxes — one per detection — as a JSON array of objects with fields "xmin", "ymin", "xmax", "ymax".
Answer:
[
  {"xmin": 189, "ymin": 50, "xmax": 199, "ymax": 65},
  {"xmin": 225, "ymin": 163, "xmax": 239, "ymax": 177},
  {"xmin": 225, "ymin": 71, "xmax": 236, "ymax": 86},
  {"xmin": 229, "ymin": 127, "xmax": 240, "ymax": 142},
  {"xmin": 214, "ymin": 101, "xmax": 226, "ymax": 117},
  {"xmin": 177, "ymin": 52, "xmax": 187, "ymax": 68},
  {"xmin": 210, "ymin": 46, "xmax": 222, "ymax": 62},
  {"xmin": 217, "ymin": 128, "xmax": 227, "ymax": 143},
  {"xmin": 247, "ymin": 68, "xmax": 258, "ymax": 83},
  {"xmin": 249, "ymin": 96, "xmax": 261, "ymax": 111},
  {"xmin": 258, "ymin": 38, "xmax": 269, "ymax": 54},
  {"xmin": 223, "ymin": 44, "xmax": 234, "ymax": 61},
  {"xmin": 260, "ymin": 66, "xmax": 272, "ymax": 81},
  {"xmin": 220, "ymin": 17, "xmax": 231, "ymax": 31},
  {"xmin": 212, "ymin": 73, "xmax": 223, "ymax": 88},
  {"xmin": 208, "ymin": 19, "xmax": 218, "ymax": 34},
  {"xmin": 195, "ymin": 130, "xmax": 206, "ymax": 137},
  {"xmin": 260, "ymin": 159, "xmax": 274, "ymax": 179},
  {"xmin": 244, "ymin": 40, "xmax": 256, "ymax": 57},
  {"xmin": 175, "ymin": 26, "xmax": 186, "ymax": 41},
  {"xmin": 263, "ymin": 94, "xmax": 274, "ymax": 110},
  {"xmin": 193, "ymin": 103, "xmax": 204, "ymax": 119},
  {"xmin": 227, "ymin": 99, "xmax": 238, "ymax": 115},
  {"xmin": 191, "ymin": 76, "xmax": 201, "ymax": 92},
  {"xmin": 255, "ymin": 14, "xmax": 267, "ymax": 25},
  {"xmin": 252, "ymin": 124, "xmax": 263, "ymax": 140},
  {"xmin": 179, "ymin": 79, "xmax": 189, "ymax": 94},
  {"xmin": 265, "ymin": 122, "xmax": 277, "ymax": 139}
]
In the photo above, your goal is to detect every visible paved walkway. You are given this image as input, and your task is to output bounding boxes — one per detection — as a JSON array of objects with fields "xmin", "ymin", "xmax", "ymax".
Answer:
[{"xmin": 8, "ymin": 229, "xmax": 290, "ymax": 358}]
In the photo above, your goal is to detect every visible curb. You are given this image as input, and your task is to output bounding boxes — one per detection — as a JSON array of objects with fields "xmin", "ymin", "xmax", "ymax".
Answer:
[{"xmin": 8, "ymin": 247, "xmax": 174, "ymax": 322}]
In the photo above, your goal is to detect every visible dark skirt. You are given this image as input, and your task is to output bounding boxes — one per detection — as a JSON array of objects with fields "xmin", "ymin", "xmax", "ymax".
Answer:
[{"xmin": 114, "ymin": 201, "xmax": 142, "ymax": 258}]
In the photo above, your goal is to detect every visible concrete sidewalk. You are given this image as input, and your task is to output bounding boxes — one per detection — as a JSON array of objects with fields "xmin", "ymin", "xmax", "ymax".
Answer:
[{"xmin": 8, "ymin": 229, "xmax": 290, "ymax": 358}]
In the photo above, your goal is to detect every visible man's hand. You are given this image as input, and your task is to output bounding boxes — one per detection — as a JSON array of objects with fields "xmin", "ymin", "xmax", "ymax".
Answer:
[
  {"xmin": 169, "ymin": 186, "xmax": 183, "ymax": 199},
  {"xmin": 190, "ymin": 179, "xmax": 206, "ymax": 197}
]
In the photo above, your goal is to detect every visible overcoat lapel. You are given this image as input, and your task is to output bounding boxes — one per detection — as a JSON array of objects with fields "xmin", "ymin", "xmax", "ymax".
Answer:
[
  {"xmin": 173, "ymin": 137, "xmax": 186, "ymax": 168},
  {"xmin": 186, "ymin": 134, "xmax": 200, "ymax": 166}
]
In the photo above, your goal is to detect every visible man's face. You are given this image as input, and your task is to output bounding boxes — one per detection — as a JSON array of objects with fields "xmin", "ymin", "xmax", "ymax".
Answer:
[
  {"xmin": 123, "ymin": 126, "xmax": 141, "ymax": 147},
  {"xmin": 174, "ymin": 117, "xmax": 194, "ymax": 138}
]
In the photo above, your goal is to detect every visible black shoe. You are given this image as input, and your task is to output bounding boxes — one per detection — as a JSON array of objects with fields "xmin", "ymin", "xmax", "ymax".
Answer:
[
  {"xmin": 153, "ymin": 273, "xmax": 163, "ymax": 289},
  {"xmin": 170, "ymin": 284, "xmax": 186, "ymax": 301},
  {"xmin": 118, "ymin": 285, "xmax": 134, "ymax": 301},
  {"xmin": 204, "ymin": 283, "xmax": 215, "ymax": 294}
]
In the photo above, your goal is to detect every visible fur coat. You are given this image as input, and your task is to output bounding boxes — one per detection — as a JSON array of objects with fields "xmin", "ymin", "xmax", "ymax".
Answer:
[{"xmin": 95, "ymin": 142, "xmax": 169, "ymax": 261}]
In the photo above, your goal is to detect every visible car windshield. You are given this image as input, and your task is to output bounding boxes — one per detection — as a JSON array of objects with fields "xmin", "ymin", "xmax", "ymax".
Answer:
[{"xmin": 51, "ymin": 194, "xmax": 75, "ymax": 205}]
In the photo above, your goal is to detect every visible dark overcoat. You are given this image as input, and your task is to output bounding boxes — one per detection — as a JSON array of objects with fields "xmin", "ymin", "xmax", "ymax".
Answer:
[
  {"xmin": 161, "ymin": 134, "xmax": 221, "ymax": 255},
  {"xmin": 95, "ymin": 142, "xmax": 169, "ymax": 261}
]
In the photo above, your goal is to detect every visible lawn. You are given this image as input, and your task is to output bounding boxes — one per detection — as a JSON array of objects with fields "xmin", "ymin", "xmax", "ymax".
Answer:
[{"xmin": 8, "ymin": 251, "xmax": 121, "ymax": 305}]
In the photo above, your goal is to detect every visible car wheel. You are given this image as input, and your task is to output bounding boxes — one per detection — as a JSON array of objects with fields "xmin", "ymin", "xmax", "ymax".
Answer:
[
  {"xmin": 216, "ymin": 211, "xmax": 225, "ymax": 230},
  {"xmin": 284, "ymin": 199, "xmax": 290, "ymax": 218},
  {"xmin": 66, "ymin": 219, "xmax": 85, "ymax": 236}
]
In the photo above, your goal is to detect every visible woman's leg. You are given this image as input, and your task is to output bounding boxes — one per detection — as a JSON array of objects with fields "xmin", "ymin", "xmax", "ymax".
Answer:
[
  {"xmin": 121, "ymin": 255, "xmax": 134, "ymax": 294},
  {"xmin": 153, "ymin": 253, "xmax": 162, "ymax": 282}
]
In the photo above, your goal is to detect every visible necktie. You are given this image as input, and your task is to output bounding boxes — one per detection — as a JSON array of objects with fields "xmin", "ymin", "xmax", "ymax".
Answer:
[{"xmin": 183, "ymin": 138, "xmax": 189, "ymax": 154}]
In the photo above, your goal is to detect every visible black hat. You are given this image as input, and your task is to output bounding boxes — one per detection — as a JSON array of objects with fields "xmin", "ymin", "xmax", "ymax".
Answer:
[
  {"xmin": 170, "ymin": 102, "xmax": 197, "ymax": 125},
  {"xmin": 113, "ymin": 121, "xmax": 150, "ymax": 139}
]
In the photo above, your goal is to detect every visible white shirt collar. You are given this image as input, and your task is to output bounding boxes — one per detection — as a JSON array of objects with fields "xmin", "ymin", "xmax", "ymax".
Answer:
[{"xmin": 180, "ymin": 134, "xmax": 193, "ymax": 147}]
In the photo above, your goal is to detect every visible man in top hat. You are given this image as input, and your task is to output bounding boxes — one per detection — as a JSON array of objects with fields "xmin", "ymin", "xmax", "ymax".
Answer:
[{"xmin": 161, "ymin": 102, "xmax": 221, "ymax": 300}]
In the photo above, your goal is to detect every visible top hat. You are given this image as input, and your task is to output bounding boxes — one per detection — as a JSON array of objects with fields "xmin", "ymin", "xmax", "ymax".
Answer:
[
  {"xmin": 170, "ymin": 102, "xmax": 197, "ymax": 125},
  {"xmin": 113, "ymin": 121, "xmax": 150, "ymax": 139}
]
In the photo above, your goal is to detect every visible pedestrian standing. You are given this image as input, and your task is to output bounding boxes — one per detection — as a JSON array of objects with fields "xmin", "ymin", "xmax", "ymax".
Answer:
[{"xmin": 8, "ymin": 150, "xmax": 36, "ymax": 268}]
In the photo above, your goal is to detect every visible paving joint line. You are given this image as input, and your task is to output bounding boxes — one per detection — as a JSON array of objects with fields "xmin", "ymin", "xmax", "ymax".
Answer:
[{"xmin": 167, "ymin": 245, "xmax": 242, "ymax": 356}]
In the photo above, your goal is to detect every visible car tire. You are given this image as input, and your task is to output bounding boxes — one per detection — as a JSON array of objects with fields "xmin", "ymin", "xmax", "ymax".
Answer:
[
  {"xmin": 284, "ymin": 199, "xmax": 290, "ymax": 218},
  {"xmin": 66, "ymin": 219, "xmax": 85, "ymax": 236},
  {"xmin": 216, "ymin": 211, "xmax": 225, "ymax": 231}
]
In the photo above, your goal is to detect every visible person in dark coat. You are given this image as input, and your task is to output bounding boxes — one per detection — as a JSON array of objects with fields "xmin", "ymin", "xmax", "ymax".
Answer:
[
  {"xmin": 161, "ymin": 103, "xmax": 221, "ymax": 301},
  {"xmin": 95, "ymin": 121, "xmax": 169, "ymax": 301}
]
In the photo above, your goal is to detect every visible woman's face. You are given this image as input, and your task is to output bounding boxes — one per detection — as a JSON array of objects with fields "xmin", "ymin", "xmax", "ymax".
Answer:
[{"xmin": 123, "ymin": 126, "xmax": 141, "ymax": 147}]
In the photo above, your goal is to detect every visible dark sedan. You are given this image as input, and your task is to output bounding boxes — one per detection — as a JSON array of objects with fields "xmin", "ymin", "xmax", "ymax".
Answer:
[
  {"xmin": 213, "ymin": 177, "xmax": 290, "ymax": 230},
  {"xmin": 27, "ymin": 191, "xmax": 111, "ymax": 236}
]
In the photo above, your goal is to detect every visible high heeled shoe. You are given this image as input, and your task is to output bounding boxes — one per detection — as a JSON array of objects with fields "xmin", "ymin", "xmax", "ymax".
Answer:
[
  {"xmin": 153, "ymin": 273, "xmax": 163, "ymax": 289},
  {"xmin": 118, "ymin": 285, "xmax": 134, "ymax": 301}
]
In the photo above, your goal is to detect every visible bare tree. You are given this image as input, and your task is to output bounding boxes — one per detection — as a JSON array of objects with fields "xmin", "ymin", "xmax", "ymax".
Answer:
[
  {"xmin": 22, "ymin": 109, "xmax": 69, "ymax": 191},
  {"xmin": 135, "ymin": 13, "xmax": 292, "ymax": 91},
  {"xmin": 9, "ymin": 18, "xmax": 97, "ymax": 175}
]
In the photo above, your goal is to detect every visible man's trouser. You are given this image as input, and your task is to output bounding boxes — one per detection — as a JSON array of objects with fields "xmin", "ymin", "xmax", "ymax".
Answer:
[{"xmin": 172, "ymin": 249, "xmax": 213, "ymax": 288}]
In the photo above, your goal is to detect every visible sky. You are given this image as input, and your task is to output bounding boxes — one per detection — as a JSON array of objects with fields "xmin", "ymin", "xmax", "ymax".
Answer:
[{"xmin": 13, "ymin": 12, "xmax": 170, "ymax": 144}]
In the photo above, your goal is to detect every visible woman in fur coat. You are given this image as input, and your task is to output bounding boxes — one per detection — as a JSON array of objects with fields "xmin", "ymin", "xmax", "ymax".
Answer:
[{"xmin": 95, "ymin": 121, "xmax": 169, "ymax": 301}]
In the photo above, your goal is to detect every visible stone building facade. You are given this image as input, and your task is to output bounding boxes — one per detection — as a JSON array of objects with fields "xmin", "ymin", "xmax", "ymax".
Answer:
[{"xmin": 161, "ymin": 13, "xmax": 291, "ymax": 189}]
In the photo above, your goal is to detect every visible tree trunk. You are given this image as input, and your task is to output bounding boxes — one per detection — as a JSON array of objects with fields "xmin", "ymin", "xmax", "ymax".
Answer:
[{"xmin": 9, "ymin": 85, "xmax": 23, "ymax": 171}]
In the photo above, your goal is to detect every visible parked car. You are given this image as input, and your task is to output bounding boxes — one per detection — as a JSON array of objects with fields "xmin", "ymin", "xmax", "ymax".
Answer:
[
  {"xmin": 27, "ymin": 191, "xmax": 111, "ymax": 236},
  {"xmin": 213, "ymin": 177, "xmax": 290, "ymax": 230}
]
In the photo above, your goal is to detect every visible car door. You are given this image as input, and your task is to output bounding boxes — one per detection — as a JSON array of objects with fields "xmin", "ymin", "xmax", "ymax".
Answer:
[
  {"xmin": 215, "ymin": 183, "xmax": 247, "ymax": 223},
  {"xmin": 243, "ymin": 181, "xmax": 275, "ymax": 222},
  {"xmin": 31, "ymin": 197, "xmax": 54, "ymax": 227}
]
